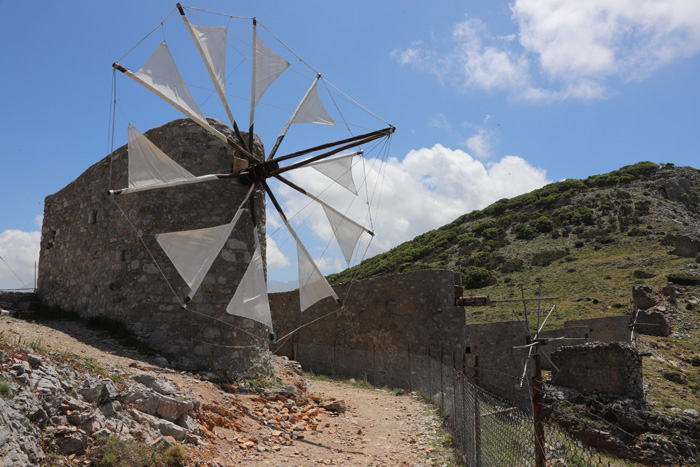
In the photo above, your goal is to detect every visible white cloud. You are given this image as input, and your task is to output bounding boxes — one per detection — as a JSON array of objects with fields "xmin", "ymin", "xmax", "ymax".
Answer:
[
  {"xmin": 393, "ymin": 0, "xmax": 700, "ymax": 101},
  {"xmin": 513, "ymin": 0, "xmax": 700, "ymax": 82},
  {"xmin": 265, "ymin": 234, "xmax": 290, "ymax": 271},
  {"xmin": 466, "ymin": 129, "xmax": 492, "ymax": 159},
  {"xmin": 0, "ymin": 230, "xmax": 40, "ymax": 290},
  {"xmin": 279, "ymin": 146, "xmax": 549, "ymax": 263},
  {"xmin": 428, "ymin": 113, "xmax": 452, "ymax": 131}
]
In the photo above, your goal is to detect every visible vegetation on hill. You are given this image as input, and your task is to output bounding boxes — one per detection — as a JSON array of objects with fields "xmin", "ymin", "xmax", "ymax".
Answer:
[
  {"xmin": 330, "ymin": 162, "xmax": 700, "ymax": 324},
  {"xmin": 329, "ymin": 162, "xmax": 700, "ymax": 418}
]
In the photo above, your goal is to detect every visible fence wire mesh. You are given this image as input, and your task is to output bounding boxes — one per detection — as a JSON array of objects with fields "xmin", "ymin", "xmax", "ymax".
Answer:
[{"xmin": 297, "ymin": 343, "xmax": 627, "ymax": 466}]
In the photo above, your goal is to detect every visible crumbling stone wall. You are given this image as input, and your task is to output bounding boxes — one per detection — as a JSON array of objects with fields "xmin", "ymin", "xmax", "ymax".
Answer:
[
  {"xmin": 563, "ymin": 315, "xmax": 631, "ymax": 343},
  {"xmin": 463, "ymin": 321, "xmax": 533, "ymax": 411},
  {"xmin": 550, "ymin": 342, "xmax": 644, "ymax": 400},
  {"xmin": 632, "ymin": 284, "xmax": 677, "ymax": 337},
  {"xmin": 671, "ymin": 235, "xmax": 700, "ymax": 257},
  {"xmin": 37, "ymin": 119, "xmax": 269, "ymax": 379},
  {"xmin": 270, "ymin": 270, "xmax": 466, "ymax": 389}
]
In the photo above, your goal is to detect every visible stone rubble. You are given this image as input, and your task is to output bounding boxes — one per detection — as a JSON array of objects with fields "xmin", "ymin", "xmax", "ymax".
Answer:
[{"xmin": 0, "ymin": 345, "xmax": 204, "ymax": 466}]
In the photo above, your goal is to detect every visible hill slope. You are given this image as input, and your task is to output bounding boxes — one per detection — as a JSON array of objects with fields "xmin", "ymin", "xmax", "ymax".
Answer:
[
  {"xmin": 331, "ymin": 161, "xmax": 700, "ymax": 322},
  {"xmin": 331, "ymin": 162, "xmax": 700, "ymax": 422}
]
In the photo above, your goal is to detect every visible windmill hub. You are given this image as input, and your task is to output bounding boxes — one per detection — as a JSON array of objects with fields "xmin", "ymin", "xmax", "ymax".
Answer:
[{"xmin": 238, "ymin": 160, "xmax": 280, "ymax": 185}]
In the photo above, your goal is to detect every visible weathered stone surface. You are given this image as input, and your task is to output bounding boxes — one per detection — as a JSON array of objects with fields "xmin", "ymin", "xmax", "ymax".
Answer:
[
  {"xmin": 634, "ymin": 309, "xmax": 672, "ymax": 336},
  {"xmin": 550, "ymin": 342, "xmax": 644, "ymax": 399},
  {"xmin": 132, "ymin": 372, "xmax": 177, "ymax": 395},
  {"xmin": 271, "ymin": 269, "xmax": 466, "ymax": 392},
  {"xmin": 123, "ymin": 389, "xmax": 200, "ymax": 422},
  {"xmin": 670, "ymin": 235, "xmax": 700, "ymax": 257},
  {"xmin": 0, "ymin": 344, "xmax": 203, "ymax": 466},
  {"xmin": 37, "ymin": 118, "xmax": 270, "ymax": 379}
]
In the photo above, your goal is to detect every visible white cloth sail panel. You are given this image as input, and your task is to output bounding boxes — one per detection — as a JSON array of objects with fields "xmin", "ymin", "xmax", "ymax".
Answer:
[
  {"xmin": 156, "ymin": 208, "xmax": 245, "ymax": 300},
  {"xmin": 305, "ymin": 153, "xmax": 358, "ymax": 195},
  {"xmin": 188, "ymin": 23, "xmax": 227, "ymax": 94},
  {"xmin": 132, "ymin": 41, "xmax": 212, "ymax": 131},
  {"xmin": 321, "ymin": 204, "xmax": 367, "ymax": 265},
  {"xmin": 285, "ymin": 222, "xmax": 338, "ymax": 311},
  {"xmin": 123, "ymin": 124, "xmax": 217, "ymax": 194},
  {"xmin": 290, "ymin": 80, "xmax": 334, "ymax": 125},
  {"xmin": 251, "ymin": 29, "xmax": 290, "ymax": 109},
  {"xmin": 226, "ymin": 227, "xmax": 273, "ymax": 329}
]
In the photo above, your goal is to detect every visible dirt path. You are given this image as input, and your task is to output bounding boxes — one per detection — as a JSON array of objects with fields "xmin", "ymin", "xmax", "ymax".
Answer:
[{"xmin": 1, "ymin": 315, "xmax": 456, "ymax": 466}]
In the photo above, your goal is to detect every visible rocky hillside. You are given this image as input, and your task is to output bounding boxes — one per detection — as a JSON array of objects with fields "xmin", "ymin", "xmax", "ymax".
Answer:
[
  {"xmin": 330, "ymin": 161, "xmax": 700, "ymax": 431},
  {"xmin": 330, "ymin": 162, "xmax": 700, "ymax": 323}
]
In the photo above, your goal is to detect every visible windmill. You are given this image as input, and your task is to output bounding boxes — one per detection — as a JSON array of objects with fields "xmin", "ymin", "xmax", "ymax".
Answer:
[{"xmin": 107, "ymin": 4, "xmax": 394, "ymax": 338}]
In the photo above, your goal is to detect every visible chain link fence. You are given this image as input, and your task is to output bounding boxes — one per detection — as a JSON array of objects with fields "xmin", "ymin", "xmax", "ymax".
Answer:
[{"xmin": 295, "ymin": 342, "xmax": 630, "ymax": 466}]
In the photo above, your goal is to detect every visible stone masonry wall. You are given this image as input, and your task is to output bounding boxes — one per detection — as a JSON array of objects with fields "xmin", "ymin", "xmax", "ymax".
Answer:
[
  {"xmin": 38, "ymin": 119, "xmax": 269, "ymax": 379},
  {"xmin": 270, "ymin": 270, "xmax": 466, "ymax": 389},
  {"xmin": 550, "ymin": 342, "xmax": 644, "ymax": 399},
  {"xmin": 463, "ymin": 321, "xmax": 533, "ymax": 411}
]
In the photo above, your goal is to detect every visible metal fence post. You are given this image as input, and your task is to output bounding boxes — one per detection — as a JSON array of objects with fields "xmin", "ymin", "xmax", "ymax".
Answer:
[{"xmin": 531, "ymin": 353, "xmax": 546, "ymax": 467}]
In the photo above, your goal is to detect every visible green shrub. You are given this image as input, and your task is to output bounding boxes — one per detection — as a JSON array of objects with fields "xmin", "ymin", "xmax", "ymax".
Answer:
[
  {"xmin": 514, "ymin": 223, "xmax": 536, "ymax": 240},
  {"xmin": 667, "ymin": 272, "xmax": 700, "ymax": 286},
  {"xmin": 472, "ymin": 219, "xmax": 496, "ymax": 237},
  {"xmin": 0, "ymin": 378, "xmax": 12, "ymax": 398},
  {"xmin": 662, "ymin": 370, "xmax": 687, "ymax": 385},
  {"xmin": 531, "ymin": 249, "xmax": 569, "ymax": 267},
  {"xmin": 460, "ymin": 266, "xmax": 496, "ymax": 289},
  {"xmin": 533, "ymin": 216, "xmax": 553, "ymax": 233},
  {"xmin": 501, "ymin": 258, "xmax": 524, "ymax": 274}
]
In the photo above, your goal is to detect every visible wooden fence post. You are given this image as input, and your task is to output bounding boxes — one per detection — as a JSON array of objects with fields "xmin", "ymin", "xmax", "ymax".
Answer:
[{"xmin": 531, "ymin": 353, "xmax": 546, "ymax": 467}]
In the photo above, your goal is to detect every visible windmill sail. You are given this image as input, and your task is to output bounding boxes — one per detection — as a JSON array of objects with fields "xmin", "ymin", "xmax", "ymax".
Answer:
[
  {"xmin": 115, "ymin": 41, "xmax": 230, "ymax": 145},
  {"xmin": 305, "ymin": 152, "xmax": 359, "ymax": 195},
  {"xmin": 182, "ymin": 17, "xmax": 237, "ymax": 129},
  {"xmin": 319, "ymin": 201, "xmax": 370, "ymax": 265},
  {"xmin": 226, "ymin": 227, "xmax": 273, "ymax": 329},
  {"xmin": 268, "ymin": 75, "xmax": 334, "ymax": 160},
  {"xmin": 251, "ymin": 25, "xmax": 290, "ymax": 112},
  {"xmin": 290, "ymin": 79, "xmax": 334, "ymax": 125},
  {"xmin": 286, "ymin": 221, "xmax": 339, "ymax": 311},
  {"xmin": 111, "ymin": 5, "xmax": 395, "ymax": 319},
  {"xmin": 111, "ymin": 124, "xmax": 218, "ymax": 195},
  {"xmin": 156, "ymin": 208, "xmax": 245, "ymax": 301}
]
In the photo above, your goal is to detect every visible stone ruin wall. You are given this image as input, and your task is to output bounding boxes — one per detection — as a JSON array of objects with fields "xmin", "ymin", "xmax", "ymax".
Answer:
[
  {"xmin": 550, "ymin": 342, "xmax": 644, "ymax": 399},
  {"xmin": 37, "ymin": 119, "xmax": 269, "ymax": 379},
  {"xmin": 269, "ymin": 268, "xmax": 644, "ymax": 407},
  {"xmin": 270, "ymin": 270, "xmax": 466, "ymax": 389}
]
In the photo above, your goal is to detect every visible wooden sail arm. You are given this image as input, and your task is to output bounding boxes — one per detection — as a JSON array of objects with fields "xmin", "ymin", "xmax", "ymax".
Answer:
[
  {"xmin": 176, "ymin": 3, "xmax": 251, "ymax": 156},
  {"xmin": 266, "ymin": 74, "xmax": 322, "ymax": 161},
  {"xmin": 274, "ymin": 174, "xmax": 374, "ymax": 236},
  {"xmin": 268, "ymin": 127, "xmax": 394, "ymax": 178},
  {"xmin": 272, "ymin": 126, "xmax": 395, "ymax": 165},
  {"xmin": 112, "ymin": 62, "xmax": 256, "ymax": 164},
  {"xmin": 261, "ymin": 179, "xmax": 342, "ymax": 308}
]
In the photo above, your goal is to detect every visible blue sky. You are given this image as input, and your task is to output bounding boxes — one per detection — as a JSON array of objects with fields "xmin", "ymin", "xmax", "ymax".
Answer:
[{"xmin": 1, "ymin": 0, "xmax": 699, "ymax": 290}]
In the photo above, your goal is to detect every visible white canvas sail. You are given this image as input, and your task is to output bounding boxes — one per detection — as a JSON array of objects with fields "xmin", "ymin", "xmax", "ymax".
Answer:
[
  {"xmin": 156, "ymin": 208, "xmax": 245, "ymax": 300},
  {"xmin": 306, "ymin": 152, "xmax": 358, "ymax": 195},
  {"xmin": 124, "ymin": 41, "xmax": 229, "ymax": 144},
  {"xmin": 116, "ymin": 124, "xmax": 218, "ymax": 194},
  {"xmin": 226, "ymin": 227, "xmax": 273, "ymax": 329},
  {"xmin": 320, "ymin": 203, "xmax": 368, "ymax": 265},
  {"xmin": 286, "ymin": 222, "xmax": 339, "ymax": 311},
  {"xmin": 251, "ymin": 27, "xmax": 290, "ymax": 110},
  {"xmin": 291, "ymin": 79, "xmax": 335, "ymax": 125},
  {"xmin": 184, "ymin": 21, "xmax": 237, "ymax": 128}
]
